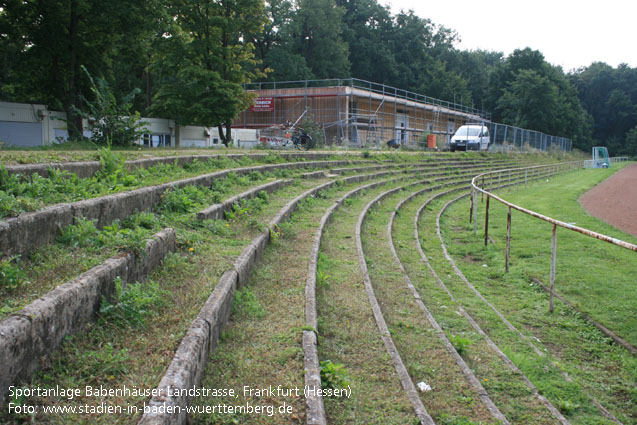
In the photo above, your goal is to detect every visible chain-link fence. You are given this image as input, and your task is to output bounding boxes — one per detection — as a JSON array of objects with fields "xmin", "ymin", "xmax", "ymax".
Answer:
[
  {"xmin": 483, "ymin": 122, "xmax": 572, "ymax": 152},
  {"xmin": 240, "ymin": 79, "xmax": 572, "ymax": 152}
]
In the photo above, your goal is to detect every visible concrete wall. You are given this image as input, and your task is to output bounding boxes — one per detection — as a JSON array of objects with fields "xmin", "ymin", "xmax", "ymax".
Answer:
[
  {"xmin": 0, "ymin": 101, "xmax": 259, "ymax": 148},
  {"xmin": 0, "ymin": 159, "xmax": 367, "ymax": 259},
  {"xmin": 0, "ymin": 228, "xmax": 176, "ymax": 404}
]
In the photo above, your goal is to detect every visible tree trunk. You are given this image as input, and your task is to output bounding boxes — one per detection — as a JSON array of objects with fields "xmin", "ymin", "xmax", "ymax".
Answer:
[
  {"xmin": 218, "ymin": 123, "xmax": 232, "ymax": 147},
  {"xmin": 52, "ymin": 55, "xmax": 83, "ymax": 140},
  {"xmin": 51, "ymin": 0, "xmax": 83, "ymax": 140}
]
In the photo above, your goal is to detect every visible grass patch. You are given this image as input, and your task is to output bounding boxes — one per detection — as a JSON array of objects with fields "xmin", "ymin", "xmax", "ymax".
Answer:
[
  {"xmin": 435, "ymin": 166, "xmax": 636, "ymax": 423},
  {"xmin": 98, "ymin": 278, "xmax": 168, "ymax": 328}
]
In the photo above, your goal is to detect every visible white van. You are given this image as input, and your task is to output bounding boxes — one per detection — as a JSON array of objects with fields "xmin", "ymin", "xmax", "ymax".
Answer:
[{"xmin": 450, "ymin": 124, "xmax": 490, "ymax": 152}]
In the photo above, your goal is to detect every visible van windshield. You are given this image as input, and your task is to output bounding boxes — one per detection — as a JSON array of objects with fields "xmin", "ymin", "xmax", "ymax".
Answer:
[{"xmin": 455, "ymin": 127, "xmax": 481, "ymax": 137}]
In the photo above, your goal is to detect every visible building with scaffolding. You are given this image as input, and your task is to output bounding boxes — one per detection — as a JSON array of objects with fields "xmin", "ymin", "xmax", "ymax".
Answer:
[{"xmin": 234, "ymin": 79, "xmax": 490, "ymax": 148}]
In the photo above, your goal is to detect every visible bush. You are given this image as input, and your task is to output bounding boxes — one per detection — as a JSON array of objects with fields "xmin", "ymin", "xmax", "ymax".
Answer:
[
  {"xmin": 80, "ymin": 66, "xmax": 147, "ymax": 147},
  {"xmin": 298, "ymin": 118, "xmax": 323, "ymax": 150}
]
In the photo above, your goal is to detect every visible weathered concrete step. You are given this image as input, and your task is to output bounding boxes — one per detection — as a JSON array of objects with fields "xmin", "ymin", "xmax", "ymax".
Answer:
[
  {"xmin": 0, "ymin": 159, "xmax": 368, "ymax": 259},
  {"xmin": 137, "ymin": 173, "xmax": 439, "ymax": 424},
  {"xmin": 196, "ymin": 179, "xmax": 295, "ymax": 221},
  {"xmin": 0, "ymin": 228, "xmax": 176, "ymax": 404},
  {"xmin": 3, "ymin": 152, "xmax": 368, "ymax": 178}
]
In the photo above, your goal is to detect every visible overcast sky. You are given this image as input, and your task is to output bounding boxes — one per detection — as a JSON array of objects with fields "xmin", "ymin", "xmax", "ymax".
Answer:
[{"xmin": 383, "ymin": 0, "xmax": 637, "ymax": 72}]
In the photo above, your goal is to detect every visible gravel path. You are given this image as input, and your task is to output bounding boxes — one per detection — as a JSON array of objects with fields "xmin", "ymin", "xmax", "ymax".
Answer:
[{"xmin": 579, "ymin": 163, "xmax": 637, "ymax": 237}]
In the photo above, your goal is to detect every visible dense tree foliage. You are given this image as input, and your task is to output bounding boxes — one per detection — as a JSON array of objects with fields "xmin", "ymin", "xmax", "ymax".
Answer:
[
  {"xmin": 150, "ymin": 0, "xmax": 266, "ymax": 145},
  {"xmin": 475, "ymin": 48, "xmax": 593, "ymax": 151},
  {"xmin": 569, "ymin": 63, "xmax": 637, "ymax": 155},
  {"xmin": 0, "ymin": 0, "xmax": 152, "ymax": 138},
  {"xmin": 0, "ymin": 0, "xmax": 635, "ymax": 154}
]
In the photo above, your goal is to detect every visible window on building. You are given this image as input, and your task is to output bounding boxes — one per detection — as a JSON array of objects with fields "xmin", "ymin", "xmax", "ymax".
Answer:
[{"xmin": 141, "ymin": 133, "xmax": 171, "ymax": 147}]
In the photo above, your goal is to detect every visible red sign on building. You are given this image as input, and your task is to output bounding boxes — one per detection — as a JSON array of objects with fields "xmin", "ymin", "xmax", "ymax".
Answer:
[{"xmin": 250, "ymin": 97, "xmax": 274, "ymax": 112}]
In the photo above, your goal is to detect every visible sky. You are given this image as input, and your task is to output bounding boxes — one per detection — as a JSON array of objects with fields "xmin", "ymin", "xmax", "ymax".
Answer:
[{"xmin": 383, "ymin": 0, "xmax": 637, "ymax": 72}]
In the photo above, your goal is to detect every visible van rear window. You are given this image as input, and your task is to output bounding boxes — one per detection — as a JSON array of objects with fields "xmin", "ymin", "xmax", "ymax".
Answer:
[{"xmin": 455, "ymin": 127, "xmax": 481, "ymax": 137}]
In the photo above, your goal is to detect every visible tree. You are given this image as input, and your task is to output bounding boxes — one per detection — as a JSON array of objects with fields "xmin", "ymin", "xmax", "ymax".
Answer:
[
  {"xmin": 569, "ymin": 62, "xmax": 637, "ymax": 154},
  {"xmin": 246, "ymin": 0, "xmax": 313, "ymax": 81},
  {"xmin": 151, "ymin": 0, "xmax": 266, "ymax": 146},
  {"xmin": 625, "ymin": 126, "xmax": 637, "ymax": 158},
  {"xmin": 336, "ymin": 0, "xmax": 396, "ymax": 84},
  {"xmin": 80, "ymin": 67, "xmax": 147, "ymax": 146},
  {"xmin": 443, "ymin": 49, "xmax": 504, "ymax": 109},
  {"xmin": 0, "ymin": 0, "xmax": 149, "ymax": 139},
  {"xmin": 293, "ymin": 0, "xmax": 350, "ymax": 79},
  {"xmin": 497, "ymin": 69, "xmax": 558, "ymax": 132}
]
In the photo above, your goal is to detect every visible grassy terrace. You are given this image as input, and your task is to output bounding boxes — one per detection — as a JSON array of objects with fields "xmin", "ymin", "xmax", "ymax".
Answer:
[
  {"xmin": 0, "ymin": 159, "xmax": 478, "ymax": 317},
  {"xmin": 0, "ymin": 151, "xmax": 358, "ymax": 218},
  {"xmin": 386, "ymin": 184, "xmax": 558, "ymax": 424},
  {"xmin": 0, "ymin": 148, "xmax": 546, "ymax": 165},
  {"xmin": 7, "ymin": 149, "xmax": 626, "ymax": 425},
  {"xmin": 0, "ymin": 174, "xmax": 318, "ymax": 318},
  {"xmin": 7, "ymin": 173, "xmax": 338, "ymax": 424},
  {"xmin": 2, "ymin": 157, "xmax": 505, "ymax": 423},
  {"xmin": 434, "ymin": 164, "xmax": 636, "ymax": 423},
  {"xmin": 0, "ymin": 148, "xmax": 516, "ymax": 218}
]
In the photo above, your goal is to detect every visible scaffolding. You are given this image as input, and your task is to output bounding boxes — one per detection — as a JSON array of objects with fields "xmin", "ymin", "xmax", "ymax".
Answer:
[
  {"xmin": 237, "ymin": 78, "xmax": 488, "ymax": 148},
  {"xmin": 236, "ymin": 78, "xmax": 572, "ymax": 152}
]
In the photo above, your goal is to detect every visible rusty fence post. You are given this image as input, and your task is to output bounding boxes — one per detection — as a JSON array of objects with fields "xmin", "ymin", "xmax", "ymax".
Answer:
[
  {"xmin": 469, "ymin": 187, "xmax": 474, "ymax": 223},
  {"xmin": 473, "ymin": 188, "xmax": 478, "ymax": 235},
  {"xmin": 505, "ymin": 206, "xmax": 512, "ymax": 273},
  {"xmin": 481, "ymin": 176, "xmax": 484, "ymax": 202},
  {"xmin": 484, "ymin": 195, "xmax": 490, "ymax": 246},
  {"xmin": 549, "ymin": 223, "xmax": 557, "ymax": 313}
]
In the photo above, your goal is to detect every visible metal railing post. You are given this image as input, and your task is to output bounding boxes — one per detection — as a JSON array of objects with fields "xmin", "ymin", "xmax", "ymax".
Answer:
[
  {"xmin": 473, "ymin": 189, "xmax": 478, "ymax": 235},
  {"xmin": 505, "ymin": 207, "xmax": 512, "ymax": 273},
  {"xmin": 469, "ymin": 187, "xmax": 474, "ymax": 223},
  {"xmin": 549, "ymin": 223, "xmax": 558, "ymax": 312},
  {"xmin": 484, "ymin": 195, "xmax": 490, "ymax": 246}
]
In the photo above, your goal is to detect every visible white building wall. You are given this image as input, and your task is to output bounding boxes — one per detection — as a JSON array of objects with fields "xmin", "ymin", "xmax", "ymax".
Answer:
[{"xmin": 0, "ymin": 101, "xmax": 259, "ymax": 148}]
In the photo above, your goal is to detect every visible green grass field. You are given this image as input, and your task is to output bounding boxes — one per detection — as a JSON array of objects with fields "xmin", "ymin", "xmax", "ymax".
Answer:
[
  {"xmin": 3, "ymin": 151, "xmax": 634, "ymax": 424},
  {"xmin": 438, "ymin": 163, "xmax": 636, "ymax": 423}
]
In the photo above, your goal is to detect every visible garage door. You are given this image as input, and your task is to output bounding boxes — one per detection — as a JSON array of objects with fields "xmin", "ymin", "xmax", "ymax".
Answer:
[{"xmin": 0, "ymin": 121, "xmax": 43, "ymax": 147}]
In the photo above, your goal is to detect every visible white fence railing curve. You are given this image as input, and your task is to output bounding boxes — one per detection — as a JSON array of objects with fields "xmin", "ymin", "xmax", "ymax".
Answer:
[{"xmin": 468, "ymin": 159, "xmax": 636, "ymax": 313}]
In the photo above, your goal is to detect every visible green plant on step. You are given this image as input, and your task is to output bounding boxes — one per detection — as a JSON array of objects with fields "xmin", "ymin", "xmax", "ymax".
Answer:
[
  {"xmin": 447, "ymin": 332, "xmax": 472, "ymax": 355},
  {"xmin": 232, "ymin": 287, "xmax": 265, "ymax": 319},
  {"xmin": 57, "ymin": 217, "xmax": 100, "ymax": 248},
  {"xmin": 98, "ymin": 278, "xmax": 167, "ymax": 328},
  {"xmin": 0, "ymin": 256, "xmax": 28, "ymax": 292},
  {"xmin": 320, "ymin": 360, "xmax": 350, "ymax": 390}
]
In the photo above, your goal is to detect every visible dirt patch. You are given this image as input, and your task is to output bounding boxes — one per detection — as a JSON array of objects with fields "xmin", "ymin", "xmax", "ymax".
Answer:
[
  {"xmin": 579, "ymin": 163, "xmax": 637, "ymax": 237},
  {"xmin": 463, "ymin": 254, "xmax": 480, "ymax": 263}
]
